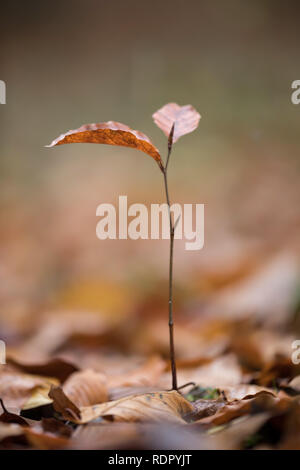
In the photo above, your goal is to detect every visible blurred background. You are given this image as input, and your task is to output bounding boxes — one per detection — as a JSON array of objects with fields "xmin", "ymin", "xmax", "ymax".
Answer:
[{"xmin": 0, "ymin": 0, "xmax": 300, "ymax": 365}]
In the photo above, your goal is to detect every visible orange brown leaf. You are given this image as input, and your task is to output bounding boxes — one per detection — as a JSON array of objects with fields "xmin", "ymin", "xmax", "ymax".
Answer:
[
  {"xmin": 46, "ymin": 121, "xmax": 163, "ymax": 169},
  {"xmin": 78, "ymin": 390, "xmax": 193, "ymax": 424},
  {"xmin": 62, "ymin": 369, "xmax": 108, "ymax": 408}
]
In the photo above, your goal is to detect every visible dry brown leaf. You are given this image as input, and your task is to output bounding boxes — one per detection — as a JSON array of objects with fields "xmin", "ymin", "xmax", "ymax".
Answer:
[
  {"xmin": 80, "ymin": 391, "xmax": 193, "ymax": 424},
  {"xmin": 109, "ymin": 386, "xmax": 162, "ymax": 401},
  {"xmin": 0, "ymin": 366, "xmax": 58, "ymax": 413},
  {"xmin": 195, "ymin": 391, "xmax": 290, "ymax": 427},
  {"xmin": 152, "ymin": 103, "xmax": 200, "ymax": 143},
  {"xmin": 0, "ymin": 399, "xmax": 29, "ymax": 426},
  {"xmin": 7, "ymin": 357, "xmax": 78, "ymax": 383},
  {"xmin": 51, "ymin": 390, "xmax": 193, "ymax": 424},
  {"xmin": 222, "ymin": 384, "xmax": 276, "ymax": 402},
  {"xmin": 49, "ymin": 369, "xmax": 108, "ymax": 421},
  {"xmin": 22, "ymin": 385, "xmax": 56, "ymax": 410},
  {"xmin": 46, "ymin": 121, "xmax": 163, "ymax": 169},
  {"xmin": 63, "ymin": 369, "xmax": 108, "ymax": 408},
  {"xmin": 49, "ymin": 386, "xmax": 81, "ymax": 421}
]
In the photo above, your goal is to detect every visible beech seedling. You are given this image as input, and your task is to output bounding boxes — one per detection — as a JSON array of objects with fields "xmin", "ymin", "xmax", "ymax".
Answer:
[{"xmin": 47, "ymin": 102, "xmax": 201, "ymax": 390}]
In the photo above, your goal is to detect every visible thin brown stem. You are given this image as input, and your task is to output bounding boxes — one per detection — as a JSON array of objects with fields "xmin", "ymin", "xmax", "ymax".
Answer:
[{"xmin": 162, "ymin": 124, "xmax": 178, "ymax": 391}]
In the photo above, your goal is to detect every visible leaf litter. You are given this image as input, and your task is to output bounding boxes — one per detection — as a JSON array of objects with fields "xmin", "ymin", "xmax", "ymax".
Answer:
[{"xmin": 1, "ymin": 103, "xmax": 300, "ymax": 449}]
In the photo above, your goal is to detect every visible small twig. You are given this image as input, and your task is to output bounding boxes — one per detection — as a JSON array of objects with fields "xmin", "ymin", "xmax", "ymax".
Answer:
[
  {"xmin": 174, "ymin": 214, "xmax": 181, "ymax": 233},
  {"xmin": 162, "ymin": 123, "xmax": 178, "ymax": 391},
  {"xmin": 177, "ymin": 382, "xmax": 196, "ymax": 391},
  {"xmin": 0, "ymin": 398, "xmax": 8, "ymax": 414}
]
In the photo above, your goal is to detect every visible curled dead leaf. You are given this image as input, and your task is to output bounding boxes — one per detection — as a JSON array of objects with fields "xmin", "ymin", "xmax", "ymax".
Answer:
[
  {"xmin": 63, "ymin": 369, "xmax": 108, "ymax": 408},
  {"xmin": 194, "ymin": 391, "xmax": 290, "ymax": 427},
  {"xmin": 0, "ymin": 366, "xmax": 58, "ymax": 413},
  {"xmin": 49, "ymin": 369, "xmax": 108, "ymax": 421},
  {"xmin": 79, "ymin": 390, "xmax": 193, "ymax": 424},
  {"xmin": 46, "ymin": 121, "xmax": 163, "ymax": 169},
  {"xmin": 0, "ymin": 399, "xmax": 29, "ymax": 426},
  {"xmin": 222, "ymin": 384, "xmax": 276, "ymax": 402},
  {"xmin": 152, "ymin": 103, "xmax": 201, "ymax": 143},
  {"xmin": 51, "ymin": 389, "xmax": 193, "ymax": 424},
  {"xmin": 49, "ymin": 385, "xmax": 81, "ymax": 421}
]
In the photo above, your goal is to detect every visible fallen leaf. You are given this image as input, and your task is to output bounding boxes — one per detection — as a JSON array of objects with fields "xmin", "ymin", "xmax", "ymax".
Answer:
[
  {"xmin": 152, "ymin": 103, "xmax": 200, "ymax": 143},
  {"xmin": 7, "ymin": 357, "xmax": 78, "ymax": 383},
  {"xmin": 22, "ymin": 386, "xmax": 54, "ymax": 411},
  {"xmin": 51, "ymin": 390, "xmax": 193, "ymax": 424},
  {"xmin": 109, "ymin": 386, "xmax": 161, "ymax": 401},
  {"xmin": 63, "ymin": 369, "xmax": 108, "ymax": 407},
  {"xmin": 81, "ymin": 391, "xmax": 193, "ymax": 424},
  {"xmin": 46, "ymin": 121, "xmax": 163, "ymax": 169},
  {"xmin": 222, "ymin": 384, "xmax": 276, "ymax": 402},
  {"xmin": 48, "ymin": 369, "xmax": 108, "ymax": 420},
  {"xmin": 49, "ymin": 386, "xmax": 80, "ymax": 421},
  {"xmin": 188, "ymin": 399, "xmax": 225, "ymax": 420},
  {"xmin": 0, "ymin": 366, "xmax": 58, "ymax": 413},
  {"xmin": 0, "ymin": 399, "xmax": 29, "ymax": 426},
  {"xmin": 195, "ymin": 391, "xmax": 290, "ymax": 427}
]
